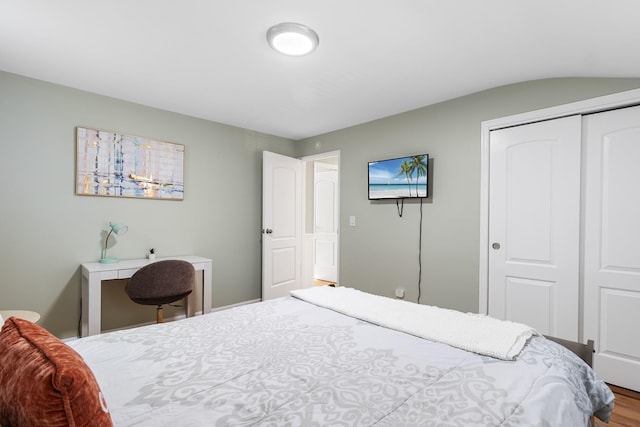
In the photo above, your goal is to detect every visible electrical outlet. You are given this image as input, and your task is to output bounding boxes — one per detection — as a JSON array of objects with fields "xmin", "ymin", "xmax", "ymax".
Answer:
[{"xmin": 395, "ymin": 288, "xmax": 405, "ymax": 299}]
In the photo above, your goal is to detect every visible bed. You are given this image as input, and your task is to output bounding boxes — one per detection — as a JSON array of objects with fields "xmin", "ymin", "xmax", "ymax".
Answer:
[{"xmin": 1, "ymin": 287, "xmax": 614, "ymax": 426}]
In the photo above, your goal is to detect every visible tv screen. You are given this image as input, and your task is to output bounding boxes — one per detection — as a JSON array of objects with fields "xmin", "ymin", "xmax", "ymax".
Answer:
[{"xmin": 368, "ymin": 154, "xmax": 428, "ymax": 200}]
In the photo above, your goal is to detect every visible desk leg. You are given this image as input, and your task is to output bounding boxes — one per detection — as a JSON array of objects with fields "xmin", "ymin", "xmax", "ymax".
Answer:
[
  {"xmin": 81, "ymin": 272, "xmax": 102, "ymax": 337},
  {"xmin": 186, "ymin": 264, "xmax": 211, "ymax": 317},
  {"xmin": 202, "ymin": 262, "xmax": 212, "ymax": 314}
]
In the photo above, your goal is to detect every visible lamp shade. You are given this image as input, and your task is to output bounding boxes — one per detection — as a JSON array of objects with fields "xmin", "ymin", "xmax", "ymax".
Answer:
[{"xmin": 110, "ymin": 222, "xmax": 128, "ymax": 236}]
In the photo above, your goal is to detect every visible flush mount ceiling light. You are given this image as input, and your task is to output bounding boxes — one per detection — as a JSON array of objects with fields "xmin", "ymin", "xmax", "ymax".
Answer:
[{"xmin": 267, "ymin": 22, "xmax": 319, "ymax": 56}]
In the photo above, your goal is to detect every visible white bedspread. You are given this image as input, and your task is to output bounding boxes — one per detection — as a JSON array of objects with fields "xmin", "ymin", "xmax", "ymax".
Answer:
[
  {"xmin": 70, "ymin": 294, "xmax": 613, "ymax": 426},
  {"xmin": 291, "ymin": 286, "xmax": 538, "ymax": 360}
]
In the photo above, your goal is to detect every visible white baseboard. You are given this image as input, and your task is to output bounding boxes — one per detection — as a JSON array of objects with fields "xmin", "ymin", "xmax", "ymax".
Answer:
[{"xmin": 210, "ymin": 298, "xmax": 261, "ymax": 312}]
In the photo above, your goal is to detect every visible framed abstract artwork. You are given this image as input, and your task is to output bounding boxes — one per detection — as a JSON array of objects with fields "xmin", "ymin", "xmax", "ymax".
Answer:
[{"xmin": 75, "ymin": 127, "xmax": 184, "ymax": 200}]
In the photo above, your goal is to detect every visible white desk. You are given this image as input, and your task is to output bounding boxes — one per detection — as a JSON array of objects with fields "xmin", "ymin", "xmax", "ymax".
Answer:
[{"xmin": 81, "ymin": 256, "xmax": 212, "ymax": 337}]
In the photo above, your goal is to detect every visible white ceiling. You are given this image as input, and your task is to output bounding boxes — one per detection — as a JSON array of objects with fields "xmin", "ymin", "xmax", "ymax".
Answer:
[{"xmin": 2, "ymin": 1, "xmax": 640, "ymax": 140}]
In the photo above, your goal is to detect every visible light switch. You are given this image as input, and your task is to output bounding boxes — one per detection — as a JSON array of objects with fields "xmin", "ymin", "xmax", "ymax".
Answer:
[{"xmin": 349, "ymin": 216, "xmax": 356, "ymax": 226}]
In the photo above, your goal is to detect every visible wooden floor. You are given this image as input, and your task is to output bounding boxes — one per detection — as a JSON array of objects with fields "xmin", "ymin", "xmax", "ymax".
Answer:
[
  {"xmin": 595, "ymin": 385, "xmax": 640, "ymax": 427},
  {"xmin": 313, "ymin": 279, "xmax": 336, "ymax": 287}
]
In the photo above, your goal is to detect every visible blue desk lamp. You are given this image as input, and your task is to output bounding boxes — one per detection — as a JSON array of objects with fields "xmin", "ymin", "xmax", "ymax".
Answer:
[{"xmin": 100, "ymin": 222, "xmax": 128, "ymax": 264}]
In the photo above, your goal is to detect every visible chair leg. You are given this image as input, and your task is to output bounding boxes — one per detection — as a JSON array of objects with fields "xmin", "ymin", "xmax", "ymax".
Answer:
[{"xmin": 156, "ymin": 306, "xmax": 163, "ymax": 323}]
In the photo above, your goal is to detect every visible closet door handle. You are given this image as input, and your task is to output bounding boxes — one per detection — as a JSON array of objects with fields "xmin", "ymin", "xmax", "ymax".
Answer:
[{"xmin": 492, "ymin": 242, "xmax": 501, "ymax": 250}]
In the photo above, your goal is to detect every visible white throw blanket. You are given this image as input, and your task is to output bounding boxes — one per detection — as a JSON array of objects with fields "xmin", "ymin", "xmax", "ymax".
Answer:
[{"xmin": 290, "ymin": 286, "xmax": 539, "ymax": 360}]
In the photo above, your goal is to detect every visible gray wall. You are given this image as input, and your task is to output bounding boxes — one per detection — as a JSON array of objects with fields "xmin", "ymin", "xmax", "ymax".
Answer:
[
  {"xmin": 3, "ymin": 71, "xmax": 640, "ymax": 339},
  {"xmin": 296, "ymin": 78, "xmax": 640, "ymax": 313},
  {"xmin": 0, "ymin": 71, "xmax": 296, "ymax": 338}
]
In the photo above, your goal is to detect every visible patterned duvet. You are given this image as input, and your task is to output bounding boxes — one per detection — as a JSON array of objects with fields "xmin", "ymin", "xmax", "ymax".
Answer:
[{"xmin": 70, "ymin": 296, "xmax": 614, "ymax": 426}]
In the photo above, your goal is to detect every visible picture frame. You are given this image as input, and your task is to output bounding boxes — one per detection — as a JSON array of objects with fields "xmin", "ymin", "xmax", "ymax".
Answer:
[{"xmin": 75, "ymin": 127, "xmax": 184, "ymax": 200}]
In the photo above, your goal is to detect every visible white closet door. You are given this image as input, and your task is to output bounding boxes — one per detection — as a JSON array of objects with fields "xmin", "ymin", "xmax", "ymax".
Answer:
[
  {"xmin": 488, "ymin": 116, "xmax": 581, "ymax": 340},
  {"xmin": 584, "ymin": 105, "xmax": 640, "ymax": 391}
]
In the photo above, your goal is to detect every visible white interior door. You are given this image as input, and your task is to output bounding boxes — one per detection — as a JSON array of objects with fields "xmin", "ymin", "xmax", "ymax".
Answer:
[
  {"xmin": 584, "ymin": 106, "xmax": 640, "ymax": 391},
  {"xmin": 488, "ymin": 116, "xmax": 581, "ymax": 340},
  {"xmin": 313, "ymin": 163, "xmax": 338, "ymax": 283},
  {"xmin": 262, "ymin": 151, "xmax": 302, "ymax": 300}
]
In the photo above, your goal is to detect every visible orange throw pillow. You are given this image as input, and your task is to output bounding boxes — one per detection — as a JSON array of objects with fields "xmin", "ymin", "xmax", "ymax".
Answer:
[{"xmin": 0, "ymin": 317, "xmax": 113, "ymax": 426}]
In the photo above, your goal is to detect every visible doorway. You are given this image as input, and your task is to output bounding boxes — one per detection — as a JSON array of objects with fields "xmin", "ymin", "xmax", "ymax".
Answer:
[{"xmin": 302, "ymin": 151, "xmax": 340, "ymax": 288}]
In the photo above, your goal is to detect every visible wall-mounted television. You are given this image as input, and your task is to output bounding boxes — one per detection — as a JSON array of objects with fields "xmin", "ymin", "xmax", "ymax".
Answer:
[{"xmin": 368, "ymin": 154, "xmax": 428, "ymax": 200}]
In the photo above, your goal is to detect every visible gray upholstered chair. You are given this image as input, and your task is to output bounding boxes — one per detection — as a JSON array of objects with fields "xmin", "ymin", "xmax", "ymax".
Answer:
[{"xmin": 125, "ymin": 260, "xmax": 195, "ymax": 323}]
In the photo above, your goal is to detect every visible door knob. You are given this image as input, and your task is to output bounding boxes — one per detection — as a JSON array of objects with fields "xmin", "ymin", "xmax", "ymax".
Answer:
[
  {"xmin": 265, "ymin": 228, "xmax": 273, "ymax": 234},
  {"xmin": 492, "ymin": 242, "xmax": 501, "ymax": 250}
]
